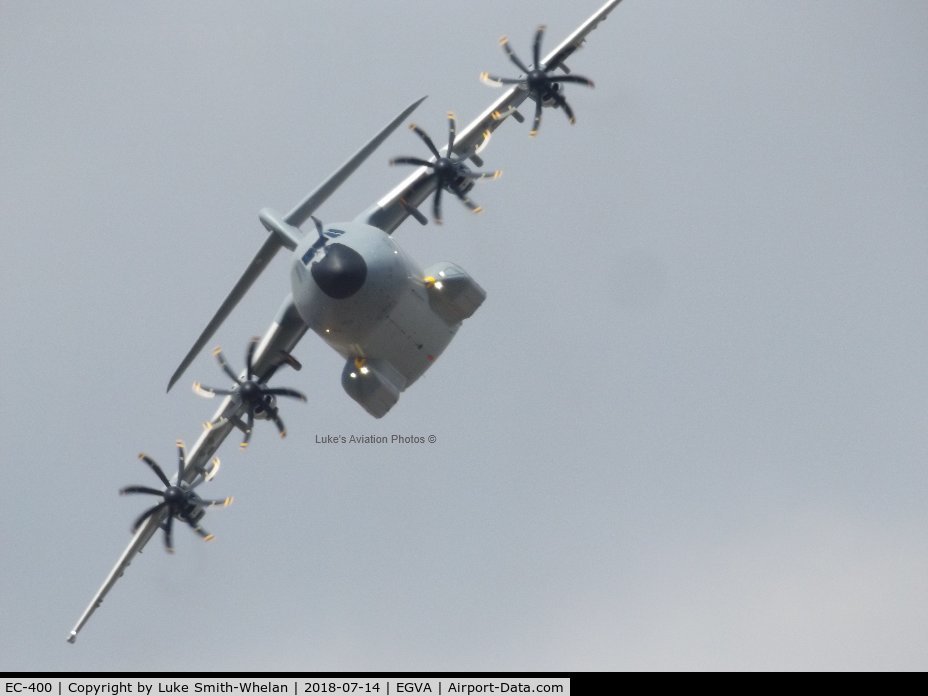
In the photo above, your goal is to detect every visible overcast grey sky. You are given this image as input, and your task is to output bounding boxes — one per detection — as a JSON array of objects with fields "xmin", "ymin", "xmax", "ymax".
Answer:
[{"xmin": 2, "ymin": 0, "xmax": 927, "ymax": 671}]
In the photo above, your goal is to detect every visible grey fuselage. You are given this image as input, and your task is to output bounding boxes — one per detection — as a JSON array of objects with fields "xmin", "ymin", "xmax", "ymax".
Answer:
[{"xmin": 288, "ymin": 220, "xmax": 485, "ymax": 417}]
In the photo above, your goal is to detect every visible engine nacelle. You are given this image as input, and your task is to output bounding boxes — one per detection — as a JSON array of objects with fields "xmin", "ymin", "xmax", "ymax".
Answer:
[
  {"xmin": 341, "ymin": 358, "xmax": 408, "ymax": 419},
  {"xmin": 421, "ymin": 262, "xmax": 487, "ymax": 326}
]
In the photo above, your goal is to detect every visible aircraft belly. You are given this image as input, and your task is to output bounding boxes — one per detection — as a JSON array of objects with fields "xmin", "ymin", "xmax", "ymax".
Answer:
[{"xmin": 359, "ymin": 284, "xmax": 458, "ymax": 387}]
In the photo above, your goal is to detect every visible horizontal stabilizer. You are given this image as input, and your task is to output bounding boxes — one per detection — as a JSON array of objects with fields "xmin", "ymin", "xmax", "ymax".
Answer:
[
  {"xmin": 166, "ymin": 96, "xmax": 427, "ymax": 392},
  {"xmin": 285, "ymin": 96, "xmax": 427, "ymax": 227},
  {"xmin": 166, "ymin": 235, "xmax": 281, "ymax": 392}
]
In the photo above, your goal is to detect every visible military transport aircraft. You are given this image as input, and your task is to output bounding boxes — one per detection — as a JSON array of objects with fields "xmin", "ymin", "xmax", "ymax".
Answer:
[{"xmin": 68, "ymin": 0, "xmax": 623, "ymax": 642}]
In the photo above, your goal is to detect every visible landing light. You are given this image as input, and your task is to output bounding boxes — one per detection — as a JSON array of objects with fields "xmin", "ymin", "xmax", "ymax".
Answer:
[
  {"xmin": 360, "ymin": 366, "xmax": 370, "ymax": 376},
  {"xmin": 434, "ymin": 281, "xmax": 444, "ymax": 290},
  {"xmin": 349, "ymin": 372, "xmax": 357, "ymax": 379}
]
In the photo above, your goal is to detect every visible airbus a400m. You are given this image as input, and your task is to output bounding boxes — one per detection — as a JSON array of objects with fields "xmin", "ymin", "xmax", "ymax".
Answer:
[{"xmin": 68, "ymin": 0, "xmax": 624, "ymax": 642}]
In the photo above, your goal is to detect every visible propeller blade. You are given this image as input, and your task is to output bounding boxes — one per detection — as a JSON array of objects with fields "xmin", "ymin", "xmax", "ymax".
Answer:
[
  {"xmin": 447, "ymin": 112, "xmax": 457, "ymax": 153},
  {"xmin": 240, "ymin": 410, "xmax": 254, "ymax": 450},
  {"xmin": 120, "ymin": 485, "xmax": 165, "ymax": 497},
  {"xmin": 551, "ymin": 91, "xmax": 577, "ymax": 124},
  {"xmin": 264, "ymin": 387, "xmax": 307, "ymax": 401},
  {"xmin": 132, "ymin": 502, "xmax": 167, "ymax": 533},
  {"xmin": 433, "ymin": 186, "xmax": 444, "ymax": 224},
  {"xmin": 139, "ymin": 454, "xmax": 171, "ymax": 488},
  {"xmin": 245, "ymin": 337, "xmax": 259, "ymax": 380},
  {"xmin": 184, "ymin": 518, "xmax": 214, "ymax": 541},
  {"xmin": 390, "ymin": 156, "xmax": 434, "ymax": 168},
  {"xmin": 201, "ymin": 497, "xmax": 234, "ymax": 507},
  {"xmin": 480, "ymin": 72, "xmax": 509, "ymax": 88},
  {"xmin": 453, "ymin": 190, "xmax": 483, "ymax": 214},
  {"xmin": 409, "ymin": 124, "xmax": 440, "ymax": 159},
  {"xmin": 193, "ymin": 382, "xmax": 234, "ymax": 398},
  {"xmin": 465, "ymin": 170, "xmax": 503, "ymax": 180},
  {"xmin": 549, "ymin": 75, "xmax": 595, "ymax": 88},
  {"xmin": 500, "ymin": 36, "xmax": 530, "ymax": 74},
  {"xmin": 196, "ymin": 456, "xmax": 221, "ymax": 485},
  {"xmin": 176, "ymin": 440, "xmax": 186, "ymax": 481},
  {"xmin": 533, "ymin": 25, "xmax": 546, "ymax": 68},
  {"xmin": 212, "ymin": 347, "xmax": 240, "ymax": 384},
  {"xmin": 480, "ymin": 72, "xmax": 523, "ymax": 87},
  {"xmin": 270, "ymin": 411, "xmax": 287, "ymax": 439},
  {"xmin": 163, "ymin": 514, "xmax": 174, "ymax": 554},
  {"xmin": 530, "ymin": 100, "xmax": 543, "ymax": 136}
]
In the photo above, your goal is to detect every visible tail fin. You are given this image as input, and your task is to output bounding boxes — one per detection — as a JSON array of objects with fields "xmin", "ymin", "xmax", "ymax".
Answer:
[{"xmin": 166, "ymin": 96, "xmax": 426, "ymax": 392}]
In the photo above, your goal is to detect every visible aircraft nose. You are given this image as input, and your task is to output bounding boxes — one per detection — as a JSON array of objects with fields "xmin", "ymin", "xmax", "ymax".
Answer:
[{"xmin": 310, "ymin": 243, "xmax": 368, "ymax": 299}]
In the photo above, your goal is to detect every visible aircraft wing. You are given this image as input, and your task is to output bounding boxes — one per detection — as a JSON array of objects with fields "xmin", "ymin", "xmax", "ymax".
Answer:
[
  {"xmin": 72, "ymin": 93, "xmax": 430, "ymax": 643},
  {"xmin": 359, "ymin": 0, "xmax": 623, "ymax": 234},
  {"xmin": 68, "ymin": 299, "xmax": 308, "ymax": 643}
]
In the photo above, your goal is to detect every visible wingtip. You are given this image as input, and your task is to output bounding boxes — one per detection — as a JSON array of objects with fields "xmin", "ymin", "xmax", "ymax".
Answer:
[
  {"xmin": 405, "ymin": 95, "xmax": 428, "ymax": 114},
  {"xmin": 67, "ymin": 631, "xmax": 77, "ymax": 644}
]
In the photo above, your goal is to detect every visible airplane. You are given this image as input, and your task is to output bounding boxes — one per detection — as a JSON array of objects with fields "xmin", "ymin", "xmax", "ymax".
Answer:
[{"xmin": 67, "ymin": 0, "xmax": 624, "ymax": 643}]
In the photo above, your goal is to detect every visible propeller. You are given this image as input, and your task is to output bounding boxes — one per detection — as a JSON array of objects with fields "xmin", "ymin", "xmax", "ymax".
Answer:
[
  {"xmin": 480, "ymin": 25, "xmax": 595, "ymax": 136},
  {"xmin": 193, "ymin": 337, "xmax": 307, "ymax": 449},
  {"xmin": 120, "ymin": 441, "xmax": 232, "ymax": 553},
  {"xmin": 390, "ymin": 113, "xmax": 501, "ymax": 225}
]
